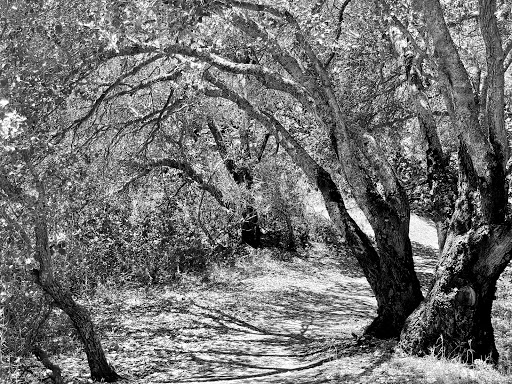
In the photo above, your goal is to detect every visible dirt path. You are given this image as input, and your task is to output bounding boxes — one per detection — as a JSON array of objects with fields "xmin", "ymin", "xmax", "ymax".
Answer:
[{"xmin": 73, "ymin": 234, "xmax": 438, "ymax": 384}]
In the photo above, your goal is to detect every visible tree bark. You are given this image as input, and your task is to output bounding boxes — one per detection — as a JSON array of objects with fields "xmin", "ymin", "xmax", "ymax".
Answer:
[
  {"xmin": 290, "ymin": 25, "xmax": 425, "ymax": 337},
  {"xmin": 400, "ymin": 223, "xmax": 512, "ymax": 362}
]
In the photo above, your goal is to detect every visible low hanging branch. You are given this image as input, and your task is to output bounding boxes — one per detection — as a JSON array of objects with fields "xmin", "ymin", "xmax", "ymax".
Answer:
[{"xmin": 127, "ymin": 158, "xmax": 229, "ymax": 209}]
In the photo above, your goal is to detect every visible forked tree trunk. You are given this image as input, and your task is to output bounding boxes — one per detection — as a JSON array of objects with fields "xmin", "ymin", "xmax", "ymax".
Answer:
[
  {"xmin": 338, "ymin": 134, "xmax": 423, "ymax": 338},
  {"xmin": 297, "ymin": 41, "xmax": 424, "ymax": 337},
  {"xmin": 317, "ymin": 167, "xmax": 422, "ymax": 338},
  {"xmin": 33, "ymin": 205, "xmax": 119, "ymax": 382}
]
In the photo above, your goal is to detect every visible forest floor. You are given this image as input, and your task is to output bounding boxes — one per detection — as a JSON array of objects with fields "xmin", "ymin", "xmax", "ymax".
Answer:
[{"xmin": 4, "ymin": 213, "xmax": 512, "ymax": 384}]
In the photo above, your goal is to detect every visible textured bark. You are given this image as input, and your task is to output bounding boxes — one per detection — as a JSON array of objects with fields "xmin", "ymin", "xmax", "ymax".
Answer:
[
  {"xmin": 291, "ymin": 25, "xmax": 424, "ymax": 336},
  {"xmin": 256, "ymin": 133, "xmax": 271, "ymax": 161},
  {"xmin": 400, "ymin": 223, "xmax": 512, "ymax": 362},
  {"xmin": 239, "ymin": 76, "xmax": 252, "ymax": 159},
  {"xmin": 33, "ymin": 204, "xmax": 119, "ymax": 382}
]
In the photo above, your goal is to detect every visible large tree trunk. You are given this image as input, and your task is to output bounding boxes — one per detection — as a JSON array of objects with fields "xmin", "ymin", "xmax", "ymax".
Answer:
[
  {"xmin": 33, "ymin": 202, "xmax": 119, "ymax": 382},
  {"xmin": 292, "ymin": 34, "xmax": 424, "ymax": 337},
  {"xmin": 400, "ymin": 138, "xmax": 510, "ymax": 363},
  {"xmin": 331, "ymin": 128, "xmax": 423, "ymax": 338},
  {"xmin": 205, "ymin": 73, "xmax": 423, "ymax": 335},
  {"xmin": 400, "ymin": 0, "xmax": 511, "ymax": 361},
  {"xmin": 205, "ymin": 11, "xmax": 423, "ymax": 338},
  {"xmin": 317, "ymin": 166, "xmax": 421, "ymax": 338}
]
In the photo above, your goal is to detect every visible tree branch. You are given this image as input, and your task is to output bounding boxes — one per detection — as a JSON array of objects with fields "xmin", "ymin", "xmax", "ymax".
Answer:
[
  {"xmin": 68, "ymin": 54, "xmax": 163, "ymax": 132},
  {"xmin": 207, "ymin": 116, "xmax": 229, "ymax": 159},
  {"xmin": 325, "ymin": 0, "xmax": 355, "ymax": 67},
  {"xmin": 230, "ymin": 12, "xmax": 311, "ymax": 89},
  {"xmin": 413, "ymin": 0, "xmax": 493, "ymax": 179},
  {"xmin": 104, "ymin": 69, "xmax": 182, "ymax": 102},
  {"xmin": 129, "ymin": 159, "xmax": 229, "ymax": 209}
]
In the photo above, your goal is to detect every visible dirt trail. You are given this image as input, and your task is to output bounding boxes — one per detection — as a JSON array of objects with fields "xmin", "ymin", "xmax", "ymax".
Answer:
[{"xmin": 85, "ymin": 224, "xmax": 438, "ymax": 384}]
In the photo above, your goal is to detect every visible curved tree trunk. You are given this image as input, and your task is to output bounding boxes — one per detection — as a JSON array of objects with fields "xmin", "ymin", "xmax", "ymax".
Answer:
[
  {"xmin": 294, "ymin": 33, "xmax": 424, "ymax": 337},
  {"xmin": 33, "ymin": 199, "xmax": 119, "ymax": 382},
  {"xmin": 204, "ymin": 74, "xmax": 421, "ymax": 337}
]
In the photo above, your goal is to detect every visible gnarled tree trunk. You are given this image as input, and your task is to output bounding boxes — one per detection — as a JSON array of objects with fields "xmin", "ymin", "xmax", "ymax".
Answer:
[
  {"xmin": 400, "ymin": 0, "xmax": 511, "ymax": 362},
  {"xmin": 204, "ymin": 73, "xmax": 421, "ymax": 337},
  {"xmin": 400, "ymin": 222, "xmax": 512, "ymax": 361}
]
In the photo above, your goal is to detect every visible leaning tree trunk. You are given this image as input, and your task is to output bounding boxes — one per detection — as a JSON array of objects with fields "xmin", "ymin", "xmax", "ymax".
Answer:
[
  {"xmin": 290, "ymin": 32, "xmax": 424, "ymax": 337},
  {"xmin": 199, "ymin": 11, "xmax": 424, "ymax": 338},
  {"xmin": 204, "ymin": 71, "xmax": 424, "ymax": 338},
  {"xmin": 328, "ymin": 118, "xmax": 424, "ymax": 338},
  {"xmin": 33, "ymin": 201, "xmax": 119, "ymax": 382}
]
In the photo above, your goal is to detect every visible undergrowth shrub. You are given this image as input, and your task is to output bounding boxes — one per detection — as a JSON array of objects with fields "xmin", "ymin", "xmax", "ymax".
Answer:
[{"xmin": 63, "ymin": 193, "xmax": 235, "ymax": 290}]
